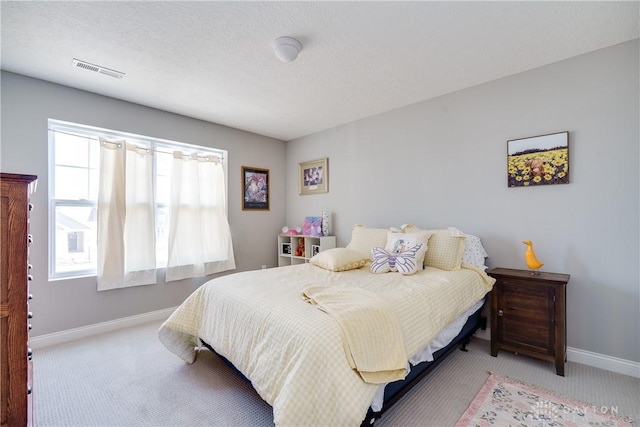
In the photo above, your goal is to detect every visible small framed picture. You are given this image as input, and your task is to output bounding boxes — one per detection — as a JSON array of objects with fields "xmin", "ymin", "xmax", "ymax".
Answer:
[
  {"xmin": 299, "ymin": 158, "xmax": 328, "ymax": 195},
  {"xmin": 281, "ymin": 242, "xmax": 292, "ymax": 255},
  {"xmin": 242, "ymin": 166, "xmax": 269, "ymax": 210},
  {"xmin": 507, "ymin": 131, "xmax": 569, "ymax": 188},
  {"xmin": 311, "ymin": 245, "xmax": 320, "ymax": 257}
]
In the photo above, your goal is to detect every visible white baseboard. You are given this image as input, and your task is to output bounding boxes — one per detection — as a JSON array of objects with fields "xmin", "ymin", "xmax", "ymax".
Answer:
[
  {"xmin": 475, "ymin": 328, "xmax": 639, "ymax": 378},
  {"xmin": 30, "ymin": 306, "xmax": 177, "ymax": 350},
  {"xmin": 566, "ymin": 347, "xmax": 640, "ymax": 378}
]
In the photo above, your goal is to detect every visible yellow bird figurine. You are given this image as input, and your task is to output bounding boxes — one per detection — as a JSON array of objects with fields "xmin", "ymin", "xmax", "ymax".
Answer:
[{"xmin": 522, "ymin": 240, "xmax": 544, "ymax": 272}]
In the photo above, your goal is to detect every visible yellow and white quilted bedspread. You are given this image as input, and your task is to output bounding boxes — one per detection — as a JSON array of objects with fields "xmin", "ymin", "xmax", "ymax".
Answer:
[{"xmin": 158, "ymin": 263, "xmax": 495, "ymax": 426}]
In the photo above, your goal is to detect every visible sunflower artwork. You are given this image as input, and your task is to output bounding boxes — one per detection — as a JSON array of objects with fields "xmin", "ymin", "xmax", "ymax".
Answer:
[{"xmin": 507, "ymin": 131, "xmax": 569, "ymax": 188}]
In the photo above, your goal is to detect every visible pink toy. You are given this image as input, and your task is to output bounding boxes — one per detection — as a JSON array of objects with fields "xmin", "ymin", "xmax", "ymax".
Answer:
[{"xmin": 282, "ymin": 226, "xmax": 301, "ymax": 236}]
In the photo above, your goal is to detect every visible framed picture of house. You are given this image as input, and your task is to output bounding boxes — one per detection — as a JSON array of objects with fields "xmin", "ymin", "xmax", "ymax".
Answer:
[
  {"xmin": 507, "ymin": 131, "xmax": 569, "ymax": 188},
  {"xmin": 242, "ymin": 166, "xmax": 269, "ymax": 210},
  {"xmin": 299, "ymin": 158, "xmax": 328, "ymax": 195}
]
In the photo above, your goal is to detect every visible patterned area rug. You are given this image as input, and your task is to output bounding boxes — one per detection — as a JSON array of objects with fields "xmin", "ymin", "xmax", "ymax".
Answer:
[{"xmin": 455, "ymin": 372, "xmax": 633, "ymax": 427}]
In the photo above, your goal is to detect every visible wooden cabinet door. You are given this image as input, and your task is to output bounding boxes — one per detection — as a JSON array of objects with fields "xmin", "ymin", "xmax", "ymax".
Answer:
[{"xmin": 496, "ymin": 279, "xmax": 555, "ymax": 356}]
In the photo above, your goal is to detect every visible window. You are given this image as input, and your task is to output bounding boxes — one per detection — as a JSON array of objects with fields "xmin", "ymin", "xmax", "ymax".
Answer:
[{"xmin": 49, "ymin": 119, "xmax": 228, "ymax": 280}]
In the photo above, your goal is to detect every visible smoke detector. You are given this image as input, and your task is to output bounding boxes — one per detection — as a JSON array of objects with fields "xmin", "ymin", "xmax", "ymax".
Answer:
[
  {"xmin": 274, "ymin": 37, "xmax": 302, "ymax": 63},
  {"xmin": 72, "ymin": 59, "xmax": 125, "ymax": 79}
]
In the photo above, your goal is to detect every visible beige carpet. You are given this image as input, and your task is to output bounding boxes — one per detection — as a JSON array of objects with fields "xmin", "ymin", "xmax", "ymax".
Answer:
[{"xmin": 33, "ymin": 320, "xmax": 639, "ymax": 426}]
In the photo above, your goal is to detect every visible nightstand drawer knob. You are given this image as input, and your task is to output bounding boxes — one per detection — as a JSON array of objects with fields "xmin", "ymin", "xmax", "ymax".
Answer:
[{"xmin": 497, "ymin": 309, "xmax": 504, "ymax": 317}]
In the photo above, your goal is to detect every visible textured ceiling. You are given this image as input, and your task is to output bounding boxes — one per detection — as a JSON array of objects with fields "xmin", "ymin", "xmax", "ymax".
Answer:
[{"xmin": 1, "ymin": 1, "xmax": 638, "ymax": 141}]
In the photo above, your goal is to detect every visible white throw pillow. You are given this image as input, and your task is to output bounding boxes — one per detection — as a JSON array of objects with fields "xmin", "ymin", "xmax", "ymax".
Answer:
[{"xmin": 462, "ymin": 234, "xmax": 489, "ymax": 270}]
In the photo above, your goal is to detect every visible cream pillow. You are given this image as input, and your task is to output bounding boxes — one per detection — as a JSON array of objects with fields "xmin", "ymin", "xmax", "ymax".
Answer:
[
  {"xmin": 310, "ymin": 248, "xmax": 369, "ymax": 272},
  {"xmin": 345, "ymin": 224, "xmax": 389, "ymax": 260},
  {"xmin": 402, "ymin": 225, "xmax": 466, "ymax": 271}
]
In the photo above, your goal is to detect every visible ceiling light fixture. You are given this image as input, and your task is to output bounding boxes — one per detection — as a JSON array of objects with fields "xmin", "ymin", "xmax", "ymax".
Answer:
[{"xmin": 274, "ymin": 37, "xmax": 302, "ymax": 63}]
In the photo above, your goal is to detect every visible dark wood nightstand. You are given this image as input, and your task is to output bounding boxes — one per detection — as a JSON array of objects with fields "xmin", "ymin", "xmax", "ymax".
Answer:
[{"xmin": 487, "ymin": 267, "xmax": 570, "ymax": 376}]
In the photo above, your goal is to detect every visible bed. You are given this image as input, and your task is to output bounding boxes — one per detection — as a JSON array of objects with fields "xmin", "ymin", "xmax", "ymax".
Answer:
[{"xmin": 159, "ymin": 226, "xmax": 495, "ymax": 426}]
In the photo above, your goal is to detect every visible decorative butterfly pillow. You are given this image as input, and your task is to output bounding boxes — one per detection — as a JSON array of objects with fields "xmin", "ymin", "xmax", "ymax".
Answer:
[
  {"xmin": 385, "ymin": 231, "xmax": 432, "ymax": 266},
  {"xmin": 370, "ymin": 242, "xmax": 426, "ymax": 276}
]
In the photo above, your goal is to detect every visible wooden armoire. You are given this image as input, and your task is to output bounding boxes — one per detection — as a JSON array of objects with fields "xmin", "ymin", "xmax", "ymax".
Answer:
[{"xmin": 1, "ymin": 173, "xmax": 37, "ymax": 427}]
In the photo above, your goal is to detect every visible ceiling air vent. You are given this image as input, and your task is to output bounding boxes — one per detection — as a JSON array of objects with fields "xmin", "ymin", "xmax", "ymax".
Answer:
[{"xmin": 72, "ymin": 59, "xmax": 125, "ymax": 79}]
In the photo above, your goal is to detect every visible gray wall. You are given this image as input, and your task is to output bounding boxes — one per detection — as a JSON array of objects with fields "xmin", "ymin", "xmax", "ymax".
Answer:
[
  {"xmin": 286, "ymin": 40, "xmax": 639, "ymax": 362},
  {"xmin": 1, "ymin": 71, "xmax": 286, "ymax": 336}
]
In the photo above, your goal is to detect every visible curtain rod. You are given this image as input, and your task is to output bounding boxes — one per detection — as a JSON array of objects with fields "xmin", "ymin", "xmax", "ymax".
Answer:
[{"xmin": 48, "ymin": 128, "xmax": 226, "ymax": 161}]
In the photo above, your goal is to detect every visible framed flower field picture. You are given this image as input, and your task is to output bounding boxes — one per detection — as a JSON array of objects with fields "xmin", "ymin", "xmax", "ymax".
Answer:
[{"xmin": 507, "ymin": 131, "xmax": 569, "ymax": 188}]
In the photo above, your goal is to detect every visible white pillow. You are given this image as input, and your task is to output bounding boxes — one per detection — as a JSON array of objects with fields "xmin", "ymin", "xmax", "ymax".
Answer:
[
  {"xmin": 310, "ymin": 248, "xmax": 369, "ymax": 272},
  {"xmin": 462, "ymin": 234, "xmax": 489, "ymax": 269},
  {"xmin": 370, "ymin": 243, "xmax": 427, "ymax": 276},
  {"xmin": 345, "ymin": 224, "xmax": 389, "ymax": 260}
]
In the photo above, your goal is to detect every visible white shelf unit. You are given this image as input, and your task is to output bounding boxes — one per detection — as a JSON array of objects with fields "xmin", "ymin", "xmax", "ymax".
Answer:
[{"xmin": 278, "ymin": 234, "xmax": 336, "ymax": 267}]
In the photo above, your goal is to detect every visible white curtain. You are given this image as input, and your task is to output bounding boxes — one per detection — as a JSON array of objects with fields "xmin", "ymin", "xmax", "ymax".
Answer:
[
  {"xmin": 166, "ymin": 152, "xmax": 235, "ymax": 282},
  {"xmin": 97, "ymin": 138, "xmax": 157, "ymax": 291}
]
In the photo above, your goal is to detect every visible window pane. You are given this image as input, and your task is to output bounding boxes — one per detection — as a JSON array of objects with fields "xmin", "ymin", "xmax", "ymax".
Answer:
[
  {"xmin": 55, "ymin": 166, "xmax": 89, "ymax": 200},
  {"xmin": 156, "ymin": 175, "xmax": 170, "ymax": 205},
  {"xmin": 55, "ymin": 133, "xmax": 90, "ymax": 167},
  {"xmin": 155, "ymin": 151, "xmax": 172, "ymax": 205},
  {"xmin": 89, "ymin": 168, "xmax": 99, "ymax": 200},
  {"xmin": 54, "ymin": 205, "xmax": 97, "ymax": 274},
  {"xmin": 156, "ymin": 151, "xmax": 172, "ymax": 175},
  {"xmin": 89, "ymin": 138, "xmax": 100, "ymax": 168},
  {"xmin": 155, "ymin": 205, "xmax": 170, "ymax": 267}
]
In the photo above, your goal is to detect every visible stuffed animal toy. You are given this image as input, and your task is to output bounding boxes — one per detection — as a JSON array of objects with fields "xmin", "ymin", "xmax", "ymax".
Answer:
[
  {"xmin": 282, "ymin": 226, "xmax": 301, "ymax": 236},
  {"xmin": 295, "ymin": 237, "xmax": 305, "ymax": 257}
]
